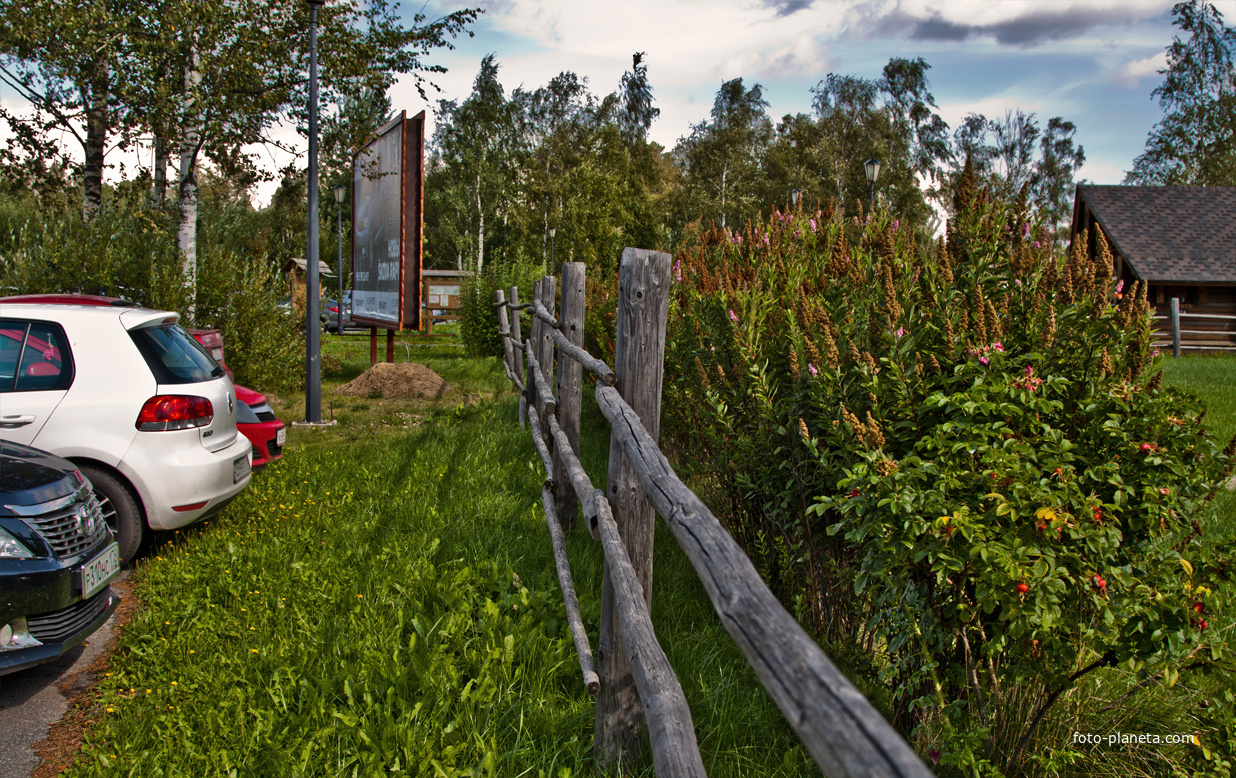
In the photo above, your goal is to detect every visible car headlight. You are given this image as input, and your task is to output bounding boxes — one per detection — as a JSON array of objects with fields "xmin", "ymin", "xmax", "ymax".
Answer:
[{"xmin": 0, "ymin": 526, "xmax": 33, "ymax": 559}]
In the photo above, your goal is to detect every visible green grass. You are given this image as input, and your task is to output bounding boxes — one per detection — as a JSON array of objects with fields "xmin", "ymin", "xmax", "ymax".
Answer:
[
  {"xmin": 68, "ymin": 331, "xmax": 811, "ymax": 777},
  {"xmin": 1161, "ymin": 353, "xmax": 1236, "ymax": 524}
]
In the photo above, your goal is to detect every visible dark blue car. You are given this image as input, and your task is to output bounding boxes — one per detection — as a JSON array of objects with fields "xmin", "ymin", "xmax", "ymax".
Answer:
[{"xmin": 0, "ymin": 441, "xmax": 120, "ymax": 676}]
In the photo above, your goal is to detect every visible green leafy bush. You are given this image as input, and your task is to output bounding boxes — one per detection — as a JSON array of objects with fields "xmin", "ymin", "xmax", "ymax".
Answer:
[
  {"xmin": 659, "ymin": 170, "xmax": 1234, "ymax": 773},
  {"xmin": 459, "ymin": 260, "xmax": 550, "ymax": 358},
  {"xmin": 0, "ymin": 188, "xmax": 301, "ymax": 393}
]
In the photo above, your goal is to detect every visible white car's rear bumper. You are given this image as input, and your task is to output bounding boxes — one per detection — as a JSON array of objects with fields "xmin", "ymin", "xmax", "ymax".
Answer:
[{"xmin": 120, "ymin": 430, "xmax": 253, "ymax": 531}]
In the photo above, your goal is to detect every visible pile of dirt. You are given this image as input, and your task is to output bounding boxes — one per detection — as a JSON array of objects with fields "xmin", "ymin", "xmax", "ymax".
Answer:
[{"xmin": 335, "ymin": 362, "xmax": 452, "ymax": 399}]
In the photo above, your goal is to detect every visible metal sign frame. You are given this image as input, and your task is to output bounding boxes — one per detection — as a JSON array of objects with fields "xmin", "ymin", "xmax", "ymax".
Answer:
[{"xmin": 350, "ymin": 109, "xmax": 424, "ymax": 330}]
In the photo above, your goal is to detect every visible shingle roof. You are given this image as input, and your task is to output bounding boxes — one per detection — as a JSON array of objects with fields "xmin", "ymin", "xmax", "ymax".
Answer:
[{"xmin": 1075, "ymin": 185, "xmax": 1236, "ymax": 283}]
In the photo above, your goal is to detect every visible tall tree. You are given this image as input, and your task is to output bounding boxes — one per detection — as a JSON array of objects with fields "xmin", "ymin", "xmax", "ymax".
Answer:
[
  {"xmin": 0, "ymin": 0, "xmax": 142, "ymax": 221},
  {"xmin": 1126, "ymin": 0, "xmax": 1236, "ymax": 185},
  {"xmin": 674, "ymin": 78, "xmax": 772, "ymax": 230},
  {"xmin": 430, "ymin": 54, "xmax": 521, "ymax": 274},
  {"xmin": 618, "ymin": 52, "xmax": 659, "ymax": 148}
]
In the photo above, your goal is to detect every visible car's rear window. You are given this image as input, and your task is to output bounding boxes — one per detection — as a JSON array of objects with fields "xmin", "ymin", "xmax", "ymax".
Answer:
[{"xmin": 129, "ymin": 324, "xmax": 224, "ymax": 384}]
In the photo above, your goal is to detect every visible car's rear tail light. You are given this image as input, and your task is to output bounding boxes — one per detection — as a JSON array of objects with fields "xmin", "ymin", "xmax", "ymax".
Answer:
[
  {"xmin": 136, "ymin": 395, "xmax": 214, "ymax": 431},
  {"xmin": 172, "ymin": 501, "xmax": 209, "ymax": 512}
]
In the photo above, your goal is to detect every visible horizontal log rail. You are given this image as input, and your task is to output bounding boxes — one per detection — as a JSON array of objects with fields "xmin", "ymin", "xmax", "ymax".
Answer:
[
  {"xmin": 531, "ymin": 298, "xmax": 562, "ymax": 329},
  {"xmin": 494, "ymin": 259, "xmax": 933, "ymax": 778}
]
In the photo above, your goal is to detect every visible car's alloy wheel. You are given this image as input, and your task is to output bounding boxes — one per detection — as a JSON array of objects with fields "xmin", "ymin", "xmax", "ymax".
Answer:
[{"xmin": 78, "ymin": 465, "xmax": 144, "ymax": 563}]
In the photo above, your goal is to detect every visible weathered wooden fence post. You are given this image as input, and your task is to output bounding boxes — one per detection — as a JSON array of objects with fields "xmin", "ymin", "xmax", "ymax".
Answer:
[
  {"xmin": 554, "ymin": 263, "xmax": 586, "ymax": 531},
  {"xmin": 538, "ymin": 275, "xmax": 557, "ymax": 392},
  {"xmin": 496, "ymin": 288, "xmax": 514, "ymax": 377},
  {"xmin": 595, "ymin": 247, "xmax": 673, "ymax": 771},
  {"xmin": 528, "ymin": 279, "xmax": 544, "ymax": 416},
  {"xmin": 510, "ymin": 286, "xmax": 526, "ymax": 428},
  {"xmin": 1171, "ymin": 296, "xmax": 1182, "ymax": 358}
]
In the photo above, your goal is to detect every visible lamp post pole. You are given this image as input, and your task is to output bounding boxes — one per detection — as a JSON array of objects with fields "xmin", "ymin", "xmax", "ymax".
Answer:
[
  {"xmin": 333, "ymin": 184, "xmax": 345, "ymax": 334},
  {"xmin": 305, "ymin": 0, "xmax": 324, "ymax": 423},
  {"xmin": 864, "ymin": 157, "xmax": 881, "ymax": 211}
]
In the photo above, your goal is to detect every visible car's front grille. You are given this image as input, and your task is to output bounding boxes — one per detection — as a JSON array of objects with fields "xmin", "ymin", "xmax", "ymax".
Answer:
[
  {"xmin": 28, "ymin": 587, "xmax": 112, "ymax": 643},
  {"xmin": 250, "ymin": 403, "xmax": 277, "ymax": 423},
  {"xmin": 266, "ymin": 437, "xmax": 282, "ymax": 458},
  {"xmin": 20, "ymin": 485, "xmax": 110, "ymax": 558}
]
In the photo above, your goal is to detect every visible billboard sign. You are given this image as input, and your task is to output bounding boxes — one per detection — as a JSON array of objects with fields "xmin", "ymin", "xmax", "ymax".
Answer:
[{"xmin": 350, "ymin": 110, "xmax": 424, "ymax": 330}]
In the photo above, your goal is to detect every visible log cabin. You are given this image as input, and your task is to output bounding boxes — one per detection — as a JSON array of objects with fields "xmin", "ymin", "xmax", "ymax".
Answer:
[{"xmin": 1069, "ymin": 184, "xmax": 1236, "ymax": 352}]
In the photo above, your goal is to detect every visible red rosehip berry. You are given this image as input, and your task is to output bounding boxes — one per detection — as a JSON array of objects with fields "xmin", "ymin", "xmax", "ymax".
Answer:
[
  {"xmin": 1139, "ymin": 443, "xmax": 1152, "ymax": 453},
  {"xmin": 849, "ymin": 489, "xmax": 860, "ymax": 498},
  {"xmin": 1015, "ymin": 582, "xmax": 1030, "ymax": 595},
  {"xmin": 1199, "ymin": 620, "xmax": 1208, "ymax": 631},
  {"xmin": 1194, "ymin": 602, "xmax": 1205, "ymax": 614}
]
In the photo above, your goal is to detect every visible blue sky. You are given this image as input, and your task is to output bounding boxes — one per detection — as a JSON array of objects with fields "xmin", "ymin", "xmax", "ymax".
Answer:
[{"xmin": 391, "ymin": 0, "xmax": 1204, "ymax": 188}]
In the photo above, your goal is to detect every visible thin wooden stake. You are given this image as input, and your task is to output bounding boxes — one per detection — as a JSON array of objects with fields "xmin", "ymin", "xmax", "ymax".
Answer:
[
  {"xmin": 511, "ymin": 286, "xmax": 526, "ymax": 428},
  {"xmin": 541, "ymin": 485, "xmax": 601, "ymax": 696},
  {"xmin": 554, "ymin": 263, "xmax": 586, "ymax": 531}
]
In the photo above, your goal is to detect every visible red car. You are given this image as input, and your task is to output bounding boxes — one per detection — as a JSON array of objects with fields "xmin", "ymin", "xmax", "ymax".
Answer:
[
  {"xmin": 233, "ymin": 384, "xmax": 285, "ymax": 469},
  {"xmin": 0, "ymin": 295, "xmax": 285, "ymax": 469},
  {"xmin": 186, "ymin": 330, "xmax": 285, "ymax": 469}
]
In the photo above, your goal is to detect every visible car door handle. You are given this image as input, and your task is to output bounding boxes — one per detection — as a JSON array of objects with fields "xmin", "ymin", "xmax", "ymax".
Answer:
[{"xmin": 0, "ymin": 415, "xmax": 36, "ymax": 428}]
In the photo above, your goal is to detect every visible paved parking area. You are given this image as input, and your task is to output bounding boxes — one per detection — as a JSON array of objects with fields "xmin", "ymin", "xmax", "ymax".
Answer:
[{"xmin": 0, "ymin": 571, "xmax": 130, "ymax": 778}]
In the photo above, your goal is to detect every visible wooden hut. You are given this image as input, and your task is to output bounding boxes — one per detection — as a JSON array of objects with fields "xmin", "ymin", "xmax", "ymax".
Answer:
[
  {"xmin": 281, "ymin": 258, "xmax": 336, "ymax": 299},
  {"xmin": 1069, "ymin": 185, "xmax": 1236, "ymax": 352}
]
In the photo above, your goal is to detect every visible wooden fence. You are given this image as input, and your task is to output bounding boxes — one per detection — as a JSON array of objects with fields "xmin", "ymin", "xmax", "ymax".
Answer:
[
  {"xmin": 493, "ymin": 248, "xmax": 934, "ymax": 777},
  {"xmin": 1154, "ymin": 297, "xmax": 1236, "ymax": 356}
]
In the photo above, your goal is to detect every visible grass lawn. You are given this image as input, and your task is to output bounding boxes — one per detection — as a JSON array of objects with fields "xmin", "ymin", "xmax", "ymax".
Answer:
[
  {"xmin": 1161, "ymin": 353, "xmax": 1236, "ymax": 523},
  {"xmin": 65, "ymin": 328, "xmax": 811, "ymax": 777}
]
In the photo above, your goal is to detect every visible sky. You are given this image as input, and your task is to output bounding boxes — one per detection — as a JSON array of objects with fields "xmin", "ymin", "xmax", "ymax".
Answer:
[{"xmin": 0, "ymin": 0, "xmax": 1223, "ymax": 207}]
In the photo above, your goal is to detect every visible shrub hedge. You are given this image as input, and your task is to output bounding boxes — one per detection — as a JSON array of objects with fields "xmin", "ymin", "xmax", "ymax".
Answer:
[{"xmin": 650, "ymin": 167, "xmax": 1234, "ymax": 773}]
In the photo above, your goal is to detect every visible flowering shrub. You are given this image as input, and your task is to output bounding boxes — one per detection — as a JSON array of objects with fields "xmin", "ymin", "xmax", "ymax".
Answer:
[{"xmin": 658, "ymin": 171, "xmax": 1234, "ymax": 773}]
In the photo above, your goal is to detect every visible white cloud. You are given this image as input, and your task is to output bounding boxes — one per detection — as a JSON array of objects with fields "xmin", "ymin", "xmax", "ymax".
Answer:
[{"xmin": 1108, "ymin": 51, "xmax": 1167, "ymax": 89}]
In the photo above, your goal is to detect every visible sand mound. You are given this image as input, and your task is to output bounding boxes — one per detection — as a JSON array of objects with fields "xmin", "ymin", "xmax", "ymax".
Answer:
[{"xmin": 335, "ymin": 362, "xmax": 452, "ymax": 399}]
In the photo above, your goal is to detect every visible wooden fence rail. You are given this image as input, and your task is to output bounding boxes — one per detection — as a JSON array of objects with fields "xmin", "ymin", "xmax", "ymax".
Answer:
[
  {"xmin": 1153, "ymin": 296, "xmax": 1236, "ymax": 356},
  {"xmin": 494, "ymin": 249, "xmax": 934, "ymax": 778}
]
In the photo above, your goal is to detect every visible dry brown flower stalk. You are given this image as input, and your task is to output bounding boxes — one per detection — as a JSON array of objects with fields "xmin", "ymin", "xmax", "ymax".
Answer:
[{"xmin": 865, "ymin": 411, "xmax": 886, "ymax": 449}]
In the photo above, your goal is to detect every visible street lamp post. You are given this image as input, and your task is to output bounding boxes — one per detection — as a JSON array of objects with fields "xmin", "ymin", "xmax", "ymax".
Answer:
[
  {"xmin": 304, "ymin": 0, "xmax": 324, "ymax": 423},
  {"xmin": 790, "ymin": 188, "xmax": 802, "ymax": 210},
  {"xmin": 548, "ymin": 227, "xmax": 556, "ymax": 272},
  {"xmin": 333, "ymin": 184, "xmax": 346, "ymax": 334},
  {"xmin": 864, "ymin": 157, "xmax": 881, "ymax": 211}
]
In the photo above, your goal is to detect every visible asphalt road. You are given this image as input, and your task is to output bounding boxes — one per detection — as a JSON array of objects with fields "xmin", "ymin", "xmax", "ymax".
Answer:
[{"xmin": 0, "ymin": 571, "xmax": 129, "ymax": 778}]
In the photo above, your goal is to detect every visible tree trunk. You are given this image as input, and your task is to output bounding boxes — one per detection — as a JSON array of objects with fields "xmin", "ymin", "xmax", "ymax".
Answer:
[
  {"xmin": 475, "ymin": 173, "xmax": 484, "ymax": 275},
  {"xmin": 720, "ymin": 164, "xmax": 727, "ymax": 230},
  {"xmin": 153, "ymin": 135, "xmax": 168, "ymax": 207},
  {"xmin": 178, "ymin": 45, "xmax": 204, "ymax": 314},
  {"xmin": 81, "ymin": 62, "xmax": 108, "ymax": 223}
]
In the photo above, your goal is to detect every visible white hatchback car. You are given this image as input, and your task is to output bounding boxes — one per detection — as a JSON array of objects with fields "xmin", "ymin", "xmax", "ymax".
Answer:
[{"xmin": 0, "ymin": 300, "xmax": 252, "ymax": 561}]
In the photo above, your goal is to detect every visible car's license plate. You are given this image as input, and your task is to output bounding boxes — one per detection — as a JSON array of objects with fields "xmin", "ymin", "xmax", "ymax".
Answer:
[
  {"xmin": 234, "ymin": 454, "xmax": 251, "ymax": 483},
  {"xmin": 79, "ymin": 543, "xmax": 120, "ymax": 600},
  {"xmin": 276, "ymin": 427, "xmax": 286, "ymax": 446}
]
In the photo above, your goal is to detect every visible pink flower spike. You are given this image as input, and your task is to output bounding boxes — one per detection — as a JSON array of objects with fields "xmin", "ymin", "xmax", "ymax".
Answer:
[
  {"xmin": 892, "ymin": 219, "xmax": 900, "ymax": 232},
  {"xmin": 809, "ymin": 218, "xmax": 817, "ymax": 234},
  {"xmin": 993, "ymin": 342, "xmax": 1004, "ymax": 352},
  {"xmin": 1160, "ymin": 487, "xmax": 1170, "ymax": 495},
  {"xmin": 1032, "ymin": 240, "xmax": 1041, "ymax": 248},
  {"xmin": 895, "ymin": 327, "xmax": 906, "ymax": 338},
  {"xmin": 1021, "ymin": 222, "xmax": 1031, "ymax": 237},
  {"xmin": 980, "ymin": 356, "xmax": 990, "ymax": 366},
  {"xmin": 808, "ymin": 363, "xmax": 818, "ymax": 377},
  {"xmin": 729, "ymin": 309, "xmax": 738, "ymax": 323},
  {"xmin": 1115, "ymin": 280, "xmax": 1124, "ymax": 294},
  {"xmin": 1024, "ymin": 365, "xmax": 1034, "ymax": 377}
]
